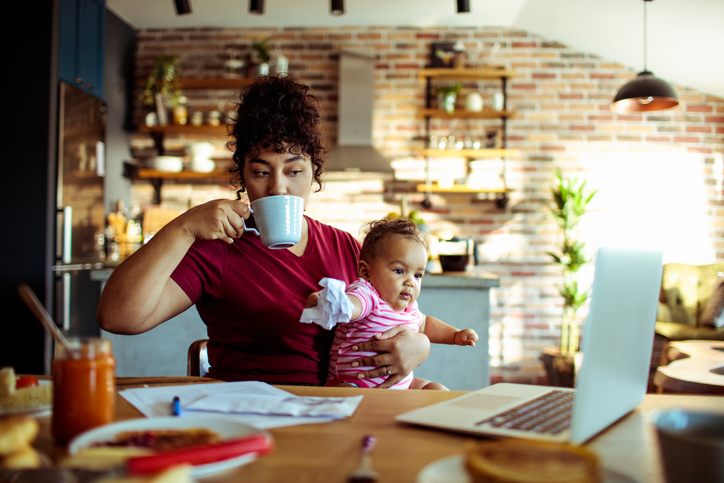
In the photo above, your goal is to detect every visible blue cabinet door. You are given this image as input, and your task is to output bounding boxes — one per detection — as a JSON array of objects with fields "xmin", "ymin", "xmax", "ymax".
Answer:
[{"xmin": 58, "ymin": 0, "xmax": 106, "ymax": 99}]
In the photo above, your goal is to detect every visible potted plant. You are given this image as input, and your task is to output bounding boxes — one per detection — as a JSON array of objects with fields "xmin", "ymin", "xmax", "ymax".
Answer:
[
  {"xmin": 541, "ymin": 169, "xmax": 598, "ymax": 387},
  {"xmin": 140, "ymin": 54, "xmax": 182, "ymax": 125},
  {"xmin": 251, "ymin": 37, "xmax": 272, "ymax": 76},
  {"xmin": 435, "ymin": 83, "xmax": 462, "ymax": 113}
]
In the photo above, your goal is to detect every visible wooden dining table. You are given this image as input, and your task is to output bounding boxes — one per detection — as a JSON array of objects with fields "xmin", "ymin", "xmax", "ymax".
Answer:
[{"xmin": 28, "ymin": 376, "xmax": 724, "ymax": 483}]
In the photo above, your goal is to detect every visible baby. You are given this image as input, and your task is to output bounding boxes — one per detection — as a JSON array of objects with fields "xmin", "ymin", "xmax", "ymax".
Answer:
[{"xmin": 301, "ymin": 217, "xmax": 478, "ymax": 390}]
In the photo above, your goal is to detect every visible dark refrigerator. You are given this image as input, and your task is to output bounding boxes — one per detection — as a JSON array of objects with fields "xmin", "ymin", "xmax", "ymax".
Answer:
[{"xmin": 53, "ymin": 81, "xmax": 107, "ymax": 342}]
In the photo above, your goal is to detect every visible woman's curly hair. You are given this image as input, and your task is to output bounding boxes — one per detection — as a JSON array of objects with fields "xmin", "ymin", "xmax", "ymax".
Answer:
[
  {"xmin": 360, "ymin": 218, "xmax": 427, "ymax": 263},
  {"xmin": 227, "ymin": 75, "xmax": 326, "ymax": 198}
]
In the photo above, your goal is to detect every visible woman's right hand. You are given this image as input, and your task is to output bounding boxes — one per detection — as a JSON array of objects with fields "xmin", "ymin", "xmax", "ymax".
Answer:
[{"xmin": 178, "ymin": 199, "xmax": 251, "ymax": 244}]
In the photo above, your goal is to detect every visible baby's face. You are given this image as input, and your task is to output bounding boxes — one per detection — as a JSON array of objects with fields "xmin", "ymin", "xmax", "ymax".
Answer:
[{"xmin": 364, "ymin": 236, "xmax": 427, "ymax": 312}]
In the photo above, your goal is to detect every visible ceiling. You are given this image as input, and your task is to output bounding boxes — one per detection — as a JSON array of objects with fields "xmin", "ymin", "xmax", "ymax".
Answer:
[{"xmin": 107, "ymin": 0, "xmax": 724, "ymax": 100}]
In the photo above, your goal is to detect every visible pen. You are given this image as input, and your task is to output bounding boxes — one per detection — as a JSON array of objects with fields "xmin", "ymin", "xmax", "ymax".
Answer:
[{"xmin": 172, "ymin": 396, "xmax": 181, "ymax": 416}]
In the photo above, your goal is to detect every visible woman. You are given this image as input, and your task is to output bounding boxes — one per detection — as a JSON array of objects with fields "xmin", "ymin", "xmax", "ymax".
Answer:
[{"xmin": 97, "ymin": 75, "xmax": 430, "ymax": 387}]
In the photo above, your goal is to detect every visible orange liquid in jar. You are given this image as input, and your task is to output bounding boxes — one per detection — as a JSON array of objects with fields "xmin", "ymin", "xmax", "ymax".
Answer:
[{"xmin": 52, "ymin": 338, "xmax": 115, "ymax": 444}]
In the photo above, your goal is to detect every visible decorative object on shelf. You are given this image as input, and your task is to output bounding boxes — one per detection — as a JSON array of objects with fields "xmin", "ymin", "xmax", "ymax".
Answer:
[
  {"xmin": 274, "ymin": 53, "xmax": 289, "ymax": 74},
  {"xmin": 207, "ymin": 111, "xmax": 221, "ymax": 127},
  {"xmin": 429, "ymin": 42, "xmax": 455, "ymax": 68},
  {"xmin": 140, "ymin": 55, "xmax": 183, "ymax": 126},
  {"xmin": 485, "ymin": 128, "xmax": 501, "ymax": 149},
  {"xmin": 492, "ymin": 92, "xmax": 504, "ymax": 111},
  {"xmin": 251, "ymin": 37, "xmax": 271, "ymax": 76},
  {"xmin": 541, "ymin": 169, "xmax": 598, "ymax": 387},
  {"xmin": 435, "ymin": 83, "xmax": 462, "ymax": 113},
  {"xmin": 190, "ymin": 111, "xmax": 204, "ymax": 126},
  {"xmin": 452, "ymin": 41, "xmax": 466, "ymax": 68},
  {"xmin": 465, "ymin": 92, "xmax": 483, "ymax": 112},
  {"xmin": 172, "ymin": 96, "xmax": 188, "ymax": 125},
  {"xmin": 185, "ymin": 142, "xmax": 216, "ymax": 173},
  {"xmin": 610, "ymin": 0, "xmax": 680, "ymax": 113},
  {"xmin": 224, "ymin": 48, "xmax": 245, "ymax": 76}
]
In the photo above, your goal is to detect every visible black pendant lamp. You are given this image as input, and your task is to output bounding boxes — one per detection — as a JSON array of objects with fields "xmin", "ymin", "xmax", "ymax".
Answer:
[
  {"xmin": 610, "ymin": 0, "xmax": 680, "ymax": 113},
  {"xmin": 457, "ymin": 0, "xmax": 470, "ymax": 14},
  {"xmin": 331, "ymin": 0, "xmax": 344, "ymax": 15},
  {"xmin": 173, "ymin": 0, "xmax": 191, "ymax": 15},
  {"xmin": 249, "ymin": 0, "xmax": 264, "ymax": 14}
]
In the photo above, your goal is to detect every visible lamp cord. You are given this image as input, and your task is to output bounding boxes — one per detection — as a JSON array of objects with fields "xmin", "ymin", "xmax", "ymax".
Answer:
[{"xmin": 643, "ymin": 0, "xmax": 648, "ymax": 71}]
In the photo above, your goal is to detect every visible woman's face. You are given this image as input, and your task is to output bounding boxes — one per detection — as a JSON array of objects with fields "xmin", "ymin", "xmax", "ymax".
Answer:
[{"xmin": 243, "ymin": 143, "xmax": 314, "ymax": 205}]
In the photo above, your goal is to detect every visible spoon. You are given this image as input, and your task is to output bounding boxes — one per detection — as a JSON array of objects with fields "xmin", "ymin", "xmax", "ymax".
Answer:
[
  {"xmin": 18, "ymin": 283, "xmax": 72, "ymax": 353},
  {"xmin": 347, "ymin": 435, "xmax": 379, "ymax": 483}
]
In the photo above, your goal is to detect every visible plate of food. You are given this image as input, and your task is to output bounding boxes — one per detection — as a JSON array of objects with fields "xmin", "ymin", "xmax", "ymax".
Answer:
[
  {"xmin": 67, "ymin": 415, "xmax": 272, "ymax": 478},
  {"xmin": 0, "ymin": 368, "xmax": 52, "ymax": 416}
]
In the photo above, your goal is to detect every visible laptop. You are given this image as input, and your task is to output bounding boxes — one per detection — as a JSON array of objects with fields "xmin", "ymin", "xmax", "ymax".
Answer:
[{"xmin": 396, "ymin": 247, "xmax": 664, "ymax": 444}]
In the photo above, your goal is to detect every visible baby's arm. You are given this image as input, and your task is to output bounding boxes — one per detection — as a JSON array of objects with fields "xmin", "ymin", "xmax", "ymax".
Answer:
[
  {"xmin": 305, "ymin": 291, "xmax": 363, "ymax": 321},
  {"xmin": 420, "ymin": 315, "xmax": 478, "ymax": 347}
]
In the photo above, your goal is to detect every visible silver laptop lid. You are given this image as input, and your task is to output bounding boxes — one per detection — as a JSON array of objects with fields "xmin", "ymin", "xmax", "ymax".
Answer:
[{"xmin": 570, "ymin": 247, "xmax": 663, "ymax": 444}]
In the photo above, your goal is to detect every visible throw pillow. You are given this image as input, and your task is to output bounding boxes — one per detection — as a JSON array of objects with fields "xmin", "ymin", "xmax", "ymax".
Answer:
[{"xmin": 701, "ymin": 276, "xmax": 724, "ymax": 328}]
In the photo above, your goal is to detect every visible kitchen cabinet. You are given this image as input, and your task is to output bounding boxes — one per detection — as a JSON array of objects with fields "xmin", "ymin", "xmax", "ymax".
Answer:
[
  {"xmin": 58, "ymin": 0, "xmax": 106, "ymax": 98},
  {"xmin": 418, "ymin": 68, "xmax": 516, "ymax": 208}
]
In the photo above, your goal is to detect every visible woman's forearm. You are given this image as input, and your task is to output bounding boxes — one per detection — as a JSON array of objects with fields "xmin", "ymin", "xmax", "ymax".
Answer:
[{"xmin": 96, "ymin": 218, "xmax": 195, "ymax": 334}]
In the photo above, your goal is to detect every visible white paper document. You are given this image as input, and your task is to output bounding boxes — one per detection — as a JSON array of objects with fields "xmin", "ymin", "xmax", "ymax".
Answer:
[
  {"xmin": 183, "ymin": 393, "xmax": 363, "ymax": 418},
  {"xmin": 120, "ymin": 381, "xmax": 363, "ymax": 429}
]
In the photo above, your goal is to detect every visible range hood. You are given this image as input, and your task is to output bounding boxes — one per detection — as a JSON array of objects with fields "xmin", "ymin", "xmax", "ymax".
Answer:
[{"xmin": 326, "ymin": 49, "xmax": 394, "ymax": 180}]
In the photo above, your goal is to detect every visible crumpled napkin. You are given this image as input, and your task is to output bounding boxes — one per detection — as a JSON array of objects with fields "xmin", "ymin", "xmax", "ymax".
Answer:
[
  {"xmin": 299, "ymin": 278, "xmax": 354, "ymax": 330},
  {"xmin": 182, "ymin": 393, "xmax": 363, "ymax": 418}
]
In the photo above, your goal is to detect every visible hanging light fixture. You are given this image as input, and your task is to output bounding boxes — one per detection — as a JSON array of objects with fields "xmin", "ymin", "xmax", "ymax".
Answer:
[
  {"xmin": 610, "ymin": 0, "xmax": 680, "ymax": 113},
  {"xmin": 457, "ymin": 0, "xmax": 470, "ymax": 13},
  {"xmin": 249, "ymin": 0, "xmax": 264, "ymax": 14},
  {"xmin": 331, "ymin": 0, "xmax": 344, "ymax": 15},
  {"xmin": 173, "ymin": 0, "xmax": 191, "ymax": 15}
]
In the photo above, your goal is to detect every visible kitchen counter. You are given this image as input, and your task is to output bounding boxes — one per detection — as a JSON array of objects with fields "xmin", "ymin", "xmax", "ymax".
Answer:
[{"xmin": 415, "ymin": 268, "xmax": 498, "ymax": 390}]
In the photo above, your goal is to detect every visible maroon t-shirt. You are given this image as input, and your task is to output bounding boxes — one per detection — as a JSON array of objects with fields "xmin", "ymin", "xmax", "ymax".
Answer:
[{"xmin": 171, "ymin": 217, "xmax": 360, "ymax": 385}]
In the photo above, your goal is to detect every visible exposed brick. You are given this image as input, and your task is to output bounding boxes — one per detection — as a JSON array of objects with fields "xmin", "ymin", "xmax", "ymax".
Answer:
[{"xmin": 130, "ymin": 24, "xmax": 724, "ymax": 387}]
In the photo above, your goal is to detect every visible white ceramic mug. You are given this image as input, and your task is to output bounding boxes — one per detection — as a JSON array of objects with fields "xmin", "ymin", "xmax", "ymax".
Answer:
[{"xmin": 243, "ymin": 195, "xmax": 304, "ymax": 249}]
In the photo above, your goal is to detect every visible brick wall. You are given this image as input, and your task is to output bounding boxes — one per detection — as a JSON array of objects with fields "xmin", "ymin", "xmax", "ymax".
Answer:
[{"xmin": 130, "ymin": 26, "xmax": 724, "ymax": 385}]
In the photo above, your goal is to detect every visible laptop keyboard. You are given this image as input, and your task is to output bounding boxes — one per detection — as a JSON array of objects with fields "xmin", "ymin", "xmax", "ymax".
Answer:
[{"xmin": 475, "ymin": 390, "xmax": 574, "ymax": 435}]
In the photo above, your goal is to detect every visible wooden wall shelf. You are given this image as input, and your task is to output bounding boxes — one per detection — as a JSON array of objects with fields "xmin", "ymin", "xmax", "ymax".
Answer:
[
  {"xmin": 417, "ymin": 109, "xmax": 515, "ymax": 120},
  {"xmin": 421, "ymin": 149, "xmax": 517, "ymax": 158}
]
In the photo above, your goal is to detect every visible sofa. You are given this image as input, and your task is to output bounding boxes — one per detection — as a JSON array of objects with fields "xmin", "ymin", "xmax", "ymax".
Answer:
[{"xmin": 652, "ymin": 263, "xmax": 724, "ymax": 374}]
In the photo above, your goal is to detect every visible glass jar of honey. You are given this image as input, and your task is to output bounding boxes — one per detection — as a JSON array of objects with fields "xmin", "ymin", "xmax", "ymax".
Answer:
[{"xmin": 52, "ymin": 337, "xmax": 115, "ymax": 444}]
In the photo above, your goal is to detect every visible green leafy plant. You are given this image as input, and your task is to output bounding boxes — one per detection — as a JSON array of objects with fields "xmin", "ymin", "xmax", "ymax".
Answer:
[
  {"xmin": 252, "ymin": 37, "xmax": 271, "ymax": 64},
  {"xmin": 140, "ymin": 55, "xmax": 182, "ymax": 107},
  {"xmin": 435, "ymin": 83, "xmax": 462, "ymax": 113},
  {"xmin": 547, "ymin": 169, "xmax": 598, "ymax": 355}
]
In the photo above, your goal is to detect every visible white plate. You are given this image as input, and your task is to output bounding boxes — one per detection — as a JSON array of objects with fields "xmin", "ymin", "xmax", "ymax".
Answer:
[
  {"xmin": 68, "ymin": 415, "xmax": 271, "ymax": 478},
  {"xmin": 417, "ymin": 455, "xmax": 470, "ymax": 483},
  {"xmin": 0, "ymin": 380, "xmax": 52, "ymax": 417},
  {"xmin": 417, "ymin": 454, "xmax": 637, "ymax": 483}
]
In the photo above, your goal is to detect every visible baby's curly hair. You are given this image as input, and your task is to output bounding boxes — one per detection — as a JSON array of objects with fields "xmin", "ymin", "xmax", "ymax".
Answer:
[
  {"xmin": 360, "ymin": 218, "xmax": 427, "ymax": 263},
  {"xmin": 227, "ymin": 75, "xmax": 326, "ymax": 198}
]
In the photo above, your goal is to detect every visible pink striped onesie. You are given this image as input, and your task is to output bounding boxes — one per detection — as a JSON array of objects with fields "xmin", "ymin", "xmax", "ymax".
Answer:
[{"xmin": 326, "ymin": 277, "xmax": 424, "ymax": 390}]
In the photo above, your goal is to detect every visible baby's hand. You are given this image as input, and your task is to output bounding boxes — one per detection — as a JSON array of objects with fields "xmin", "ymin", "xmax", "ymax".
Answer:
[
  {"xmin": 305, "ymin": 291, "xmax": 321, "ymax": 308},
  {"xmin": 455, "ymin": 329, "xmax": 478, "ymax": 346}
]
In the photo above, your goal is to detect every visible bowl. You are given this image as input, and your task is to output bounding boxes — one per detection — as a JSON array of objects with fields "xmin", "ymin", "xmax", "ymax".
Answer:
[
  {"xmin": 143, "ymin": 156, "xmax": 183, "ymax": 172},
  {"xmin": 439, "ymin": 254, "xmax": 469, "ymax": 272}
]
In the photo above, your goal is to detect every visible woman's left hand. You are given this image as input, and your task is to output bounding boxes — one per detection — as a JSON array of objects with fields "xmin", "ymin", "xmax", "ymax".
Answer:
[{"xmin": 350, "ymin": 326, "xmax": 431, "ymax": 388}]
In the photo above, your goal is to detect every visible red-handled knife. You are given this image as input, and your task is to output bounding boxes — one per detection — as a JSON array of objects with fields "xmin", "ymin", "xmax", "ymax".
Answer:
[{"xmin": 127, "ymin": 432, "xmax": 273, "ymax": 475}]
